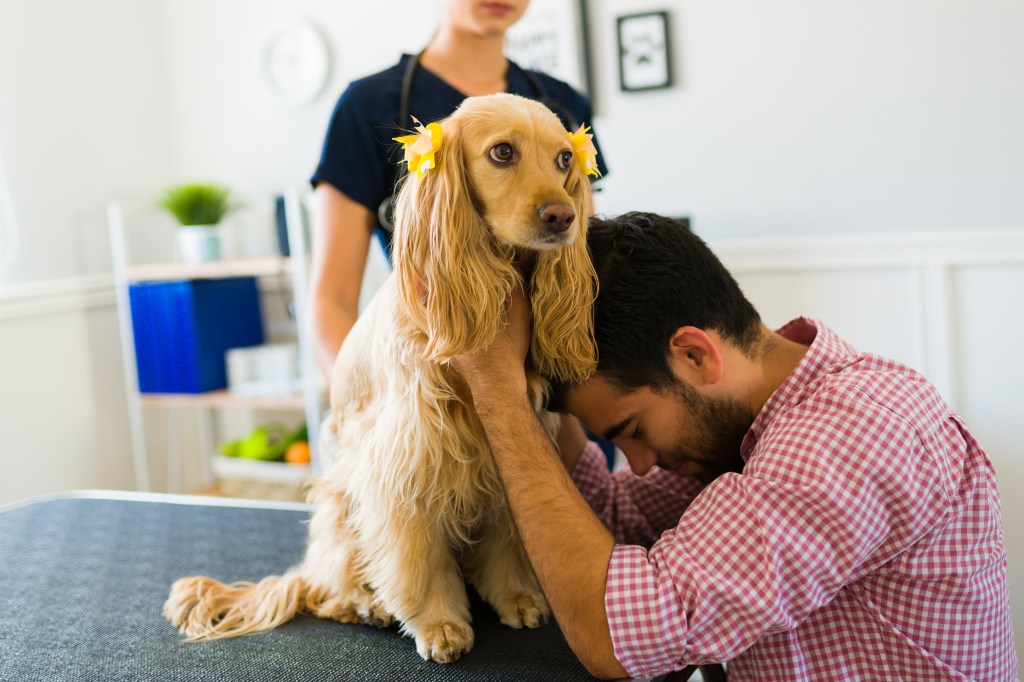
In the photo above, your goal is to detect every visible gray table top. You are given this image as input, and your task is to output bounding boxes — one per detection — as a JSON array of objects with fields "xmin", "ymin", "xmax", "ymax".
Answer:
[{"xmin": 0, "ymin": 492, "xmax": 595, "ymax": 681}]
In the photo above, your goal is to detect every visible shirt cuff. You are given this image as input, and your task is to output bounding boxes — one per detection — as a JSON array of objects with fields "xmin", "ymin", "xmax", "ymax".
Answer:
[
  {"xmin": 605, "ymin": 544, "xmax": 688, "ymax": 679},
  {"xmin": 570, "ymin": 440, "xmax": 608, "ymax": 495}
]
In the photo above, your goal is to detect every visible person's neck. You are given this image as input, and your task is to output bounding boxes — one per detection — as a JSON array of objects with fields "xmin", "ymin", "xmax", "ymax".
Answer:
[
  {"xmin": 747, "ymin": 326, "xmax": 809, "ymax": 416},
  {"xmin": 420, "ymin": 26, "xmax": 509, "ymax": 96}
]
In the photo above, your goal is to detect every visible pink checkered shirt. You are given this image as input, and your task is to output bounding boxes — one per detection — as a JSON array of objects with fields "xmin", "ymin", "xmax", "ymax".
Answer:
[{"xmin": 571, "ymin": 318, "xmax": 1018, "ymax": 681}]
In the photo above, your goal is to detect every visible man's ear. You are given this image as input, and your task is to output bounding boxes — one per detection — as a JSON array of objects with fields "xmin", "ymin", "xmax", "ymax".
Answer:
[{"xmin": 667, "ymin": 326, "xmax": 724, "ymax": 386}]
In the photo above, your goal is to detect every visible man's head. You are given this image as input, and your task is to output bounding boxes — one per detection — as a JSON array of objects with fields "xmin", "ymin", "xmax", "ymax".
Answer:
[
  {"xmin": 555, "ymin": 212, "xmax": 766, "ymax": 481},
  {"xmin": 586, "ymin": 212, "xmax": 762, "ymax": 392}
]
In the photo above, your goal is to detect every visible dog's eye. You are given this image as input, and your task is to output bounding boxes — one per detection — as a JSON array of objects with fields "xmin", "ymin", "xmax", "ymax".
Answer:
[
  {"xmin": 557, "ymin": 150, "xmax": 573, "ymax": 171},
  {"xmin": 489, "ymin": 143, "xmax": 515, "ymax": 163}
]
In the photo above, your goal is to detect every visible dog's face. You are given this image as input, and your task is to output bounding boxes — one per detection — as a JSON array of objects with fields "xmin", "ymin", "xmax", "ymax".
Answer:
[
  {"xmin": 393, "ymin": 93, "xmax": 597, "ymax": 382},
  {"xmin": 456, "ymin": 96, "xmax": 581, "ymax": 250}
]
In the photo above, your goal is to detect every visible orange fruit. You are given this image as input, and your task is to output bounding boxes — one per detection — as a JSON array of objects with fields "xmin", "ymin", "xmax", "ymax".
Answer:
[{"xmin": 284, "ymin": 441, "xmax": 310, "ymax": 465}]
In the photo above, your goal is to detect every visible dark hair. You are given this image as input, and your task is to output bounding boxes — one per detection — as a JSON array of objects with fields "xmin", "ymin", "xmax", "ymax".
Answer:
[{"xmin": 586, "ymin": 212, "xmax": 761, "ymax": 391}]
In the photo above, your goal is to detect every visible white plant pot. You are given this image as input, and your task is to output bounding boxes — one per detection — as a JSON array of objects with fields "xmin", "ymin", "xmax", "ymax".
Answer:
[{"xmin": 177, "ymin": 224, "xmax": 222, "ymax": 263}]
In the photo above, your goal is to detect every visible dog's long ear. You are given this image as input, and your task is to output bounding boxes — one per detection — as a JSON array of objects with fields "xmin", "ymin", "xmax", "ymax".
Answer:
[
  {"xmin": 530, "ymin": 165, "xmax": 598, "ymax": 383},
  {"xmin": 393, "ymin": 120, "xmax": 517, "ymax": 362}
]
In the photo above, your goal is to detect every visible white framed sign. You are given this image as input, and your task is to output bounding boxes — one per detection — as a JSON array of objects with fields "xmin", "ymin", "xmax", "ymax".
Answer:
[{"xmin": 505, "ymin": 0, "xmax": 593, "ymax": 97}]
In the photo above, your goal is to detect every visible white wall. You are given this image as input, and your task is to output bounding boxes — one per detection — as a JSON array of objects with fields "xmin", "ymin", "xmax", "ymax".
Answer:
[
  {"xmin": 591, "ymin": 0, "xmax": 1024, "ymax": 236},
  {"xmin": 0, "ymin": 0, "xmax": 170, "ymax": 507},
  {"xmin": 0, "ymin": 0, "xmax": 172, "ymax": 285},
  {"xmin": 145, "ymin": 0, "xmax": 1024, "ymax": 241},
  {"xmin": 0, "ymin": 280, "xmax": 135, "ymax": 499},
  {"xmin": 153, "ymin": 0, "xmax": 437, "ymax": 206}
]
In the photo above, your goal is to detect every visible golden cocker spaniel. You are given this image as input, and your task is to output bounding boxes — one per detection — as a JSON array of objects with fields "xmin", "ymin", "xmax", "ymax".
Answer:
[{"xmin": 164, "ymin": 93, "xmax": 597, "ymax": 663}]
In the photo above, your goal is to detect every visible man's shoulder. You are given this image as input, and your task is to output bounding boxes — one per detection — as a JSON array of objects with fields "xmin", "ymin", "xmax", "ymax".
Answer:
[
  {"xmin": 817, "ymin": 354, "xmax": 947, "ymax": 423},
  {"xmin": 747, "ymin": 362, "xmax": 950, "ymax": 489},
  {"xmin": 750, "ymin": 355, "xmax": 953, "ymax": 478}
]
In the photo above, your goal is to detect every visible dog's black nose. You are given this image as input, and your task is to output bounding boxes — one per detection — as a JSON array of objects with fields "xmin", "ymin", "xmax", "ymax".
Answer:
[{"xmin": 538, "ymin": 202, "xmax": 576, "ymax": 233}]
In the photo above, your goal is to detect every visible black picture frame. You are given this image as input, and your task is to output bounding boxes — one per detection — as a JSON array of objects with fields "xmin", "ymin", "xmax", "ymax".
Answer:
[{"xmin": 616, "ymin": 11, "xmax": 673, "ymax": 92}]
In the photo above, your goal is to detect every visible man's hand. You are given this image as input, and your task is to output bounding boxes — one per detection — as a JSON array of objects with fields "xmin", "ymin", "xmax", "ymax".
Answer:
[{"xmin": 452, "ymin": 283, "xmax": 532, "ymax": 393}]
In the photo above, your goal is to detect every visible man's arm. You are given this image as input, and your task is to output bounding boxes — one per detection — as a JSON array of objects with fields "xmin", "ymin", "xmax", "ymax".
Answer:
[
  {"xmin": 471, "ymin": 374, "xmax": 627, "ymax": 679},
  {"xmin": 455, "ymin": 290, "xmax": 627, "ymax": 679}
]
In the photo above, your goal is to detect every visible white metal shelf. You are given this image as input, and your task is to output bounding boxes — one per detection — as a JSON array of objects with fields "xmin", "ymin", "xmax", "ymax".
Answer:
[
  {"xmin": 108, "ymin": 191, "xmax": 325, "ymax": 496},
  {"xmin": 211, "ymin": 455, "xmax": 311, "ymax": 484},
  {"xmin": 125, "ymin": 257, "xmax": 291, "ymax": 283},
  {"xmin": 138, "ymin": 389, "xmax": 306, "ymax": 410}
]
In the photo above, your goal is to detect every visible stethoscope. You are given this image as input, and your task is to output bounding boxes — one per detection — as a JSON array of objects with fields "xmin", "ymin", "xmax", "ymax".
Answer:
[{"xmin": 377, "ymin": 50, "xmax": 581, "ymax": 236}]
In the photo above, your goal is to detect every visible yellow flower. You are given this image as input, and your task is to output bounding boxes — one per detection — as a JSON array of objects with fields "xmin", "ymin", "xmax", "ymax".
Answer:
[
  {"xmin": 393, "ymin": 117, "xmax": 444, "ymax": 179},
  {"xmin": 567, "ymin": 123, "xmax": 601, "ymax": 177}
]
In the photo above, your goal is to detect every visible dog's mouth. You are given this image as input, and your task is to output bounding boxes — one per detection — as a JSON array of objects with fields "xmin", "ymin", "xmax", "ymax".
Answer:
[
  {"xmin": 485, "ymin": 218, "xmax": 576, "ymax": 252},
  {"xmin": 500, "ymin": 229, "xmax": 573, "ymax": 253},
  {"xmin": 533, "ymin": 231, "xmax": 573, "ymax": 249}
]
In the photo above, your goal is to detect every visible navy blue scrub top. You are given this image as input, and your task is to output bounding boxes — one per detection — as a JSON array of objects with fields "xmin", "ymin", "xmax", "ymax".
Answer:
[{"xmin": 310, "ymin": 54, "xmax": 609, "ymax": 257}]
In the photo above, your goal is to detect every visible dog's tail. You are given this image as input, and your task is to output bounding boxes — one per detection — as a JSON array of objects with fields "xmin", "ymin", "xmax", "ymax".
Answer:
[{"xmin": 163, "ymin": 571, "xmax": 306, "ymax": 641}]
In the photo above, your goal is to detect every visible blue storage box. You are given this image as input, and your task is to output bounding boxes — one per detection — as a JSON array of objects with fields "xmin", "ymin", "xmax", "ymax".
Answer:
[{"xmin": 128, "ymin": 277, "xmax": 265, "ymax": 393}]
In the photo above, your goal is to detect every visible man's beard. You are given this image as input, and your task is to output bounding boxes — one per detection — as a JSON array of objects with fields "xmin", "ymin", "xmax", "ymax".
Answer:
[{"xmin": 668, "ymin": 379, "xmax": 751, "ymax": 483}]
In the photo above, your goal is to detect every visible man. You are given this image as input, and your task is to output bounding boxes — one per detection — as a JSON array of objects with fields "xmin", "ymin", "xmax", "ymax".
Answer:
[{"xmin": 454, "ymin": 212, "xmax": 1018, "ymax": 680}]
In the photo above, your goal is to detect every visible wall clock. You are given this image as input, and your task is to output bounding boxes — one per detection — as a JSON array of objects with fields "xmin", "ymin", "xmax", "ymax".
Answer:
[{"xmin": 261, "ymin": 18, "xmax": 330, "ymax": 107}]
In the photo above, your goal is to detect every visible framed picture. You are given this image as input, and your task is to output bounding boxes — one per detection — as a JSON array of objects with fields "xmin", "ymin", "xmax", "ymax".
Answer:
[
  {"xmin": 617, "ymin": 11, "xmax": 673, "ymax": 92},
  {"xmin": 506, "ymin": 0, "xmax": 594, "ymax": 99}
]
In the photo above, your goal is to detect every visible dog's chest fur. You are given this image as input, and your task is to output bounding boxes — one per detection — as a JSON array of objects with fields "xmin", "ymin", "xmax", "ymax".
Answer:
[{"xmin": 325, "ymin": 280, "xmax": 555, "ymax": 548}]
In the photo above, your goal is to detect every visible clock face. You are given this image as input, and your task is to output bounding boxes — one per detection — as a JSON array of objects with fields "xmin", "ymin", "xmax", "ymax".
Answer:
[{"xmin": 262, "ymin": 19, "xmax": 330, "ymax": 107}]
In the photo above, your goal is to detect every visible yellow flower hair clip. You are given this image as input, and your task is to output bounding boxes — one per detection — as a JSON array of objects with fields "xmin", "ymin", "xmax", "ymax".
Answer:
[
  {"xmin": 394, "ymin": 117, "xmax": 443, "ymax": 179},
  {"xmin": 567, "ymin": 123, "xmax": 601, "ymax": 178}
]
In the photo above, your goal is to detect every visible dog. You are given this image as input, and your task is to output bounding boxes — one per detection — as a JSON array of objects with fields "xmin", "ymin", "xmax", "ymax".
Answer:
[{"xmin": 163, "ymin": 93, "xmax": 598, "ymax": 664}]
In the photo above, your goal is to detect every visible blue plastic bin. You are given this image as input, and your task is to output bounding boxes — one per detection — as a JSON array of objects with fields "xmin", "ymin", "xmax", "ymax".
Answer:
[{"xmin": 128, "ymin": 277, "xmax": 265, "ymax": 393}]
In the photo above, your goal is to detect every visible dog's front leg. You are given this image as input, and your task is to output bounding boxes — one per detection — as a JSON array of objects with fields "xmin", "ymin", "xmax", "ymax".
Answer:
[
  {"xmin": 462, "ymin": 502, "xmax": 550, "ymax": 629},
  {"xmin": 360, "ymin": 504, "xmax": 474, "ymax": 663},
  {"xmin": 300, "ymin": 484, "xmax": 393, "ymax": 628}
]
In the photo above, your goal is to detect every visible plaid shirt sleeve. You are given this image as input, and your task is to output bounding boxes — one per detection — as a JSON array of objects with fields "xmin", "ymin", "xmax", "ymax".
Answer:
[
  {"xmin": 571, "ymin": 441, "xmax": 704, "ymax": 547},
  {"xmin": 602, "ymin": 384, "xmax": 956, "ymax": 678}
]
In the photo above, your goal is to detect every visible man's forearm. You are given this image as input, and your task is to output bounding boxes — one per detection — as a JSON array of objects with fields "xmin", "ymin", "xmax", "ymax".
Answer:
[{"xmin": 472, "ymin": 383, "xmax": 627, "ymax": 679}]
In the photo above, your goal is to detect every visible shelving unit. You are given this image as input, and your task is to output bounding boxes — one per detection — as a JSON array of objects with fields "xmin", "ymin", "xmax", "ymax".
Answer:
[
  {"xmin": 108, "ymin": 189, "xmax": 324, "ymax": 496},
  {"xmin": 138, "ymin": 390, "xmax": 306, "ymax": 410},
  {"xmin": 124, "ymin": 256, "xmax": 291, "ymax": 283}
]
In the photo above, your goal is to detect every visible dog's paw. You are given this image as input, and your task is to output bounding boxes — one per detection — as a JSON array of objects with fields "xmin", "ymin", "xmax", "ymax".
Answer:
[
  {"xmin": 495, "ymin": 591, "xmax": 550, "ymax": 629},
  {"xmin": 356, "ymin": 599, "xmax": 395, "ymax": 628},
  {"xmin": 415, "ymin": 621, "xmax": 474, "ymax": 664},
  {"xmin": 306, "ymin": 585, "xmax": 395, "ymax": 628}
]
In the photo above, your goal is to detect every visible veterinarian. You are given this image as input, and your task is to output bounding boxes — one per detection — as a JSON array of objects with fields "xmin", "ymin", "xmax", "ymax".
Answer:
[
  {"xmin": 307, "ymin": 0, "xmax": 608, "ymax": 378},
  {"xmin": 454, "ymin": 211, "xmax": 1018, "ymax": 680}
]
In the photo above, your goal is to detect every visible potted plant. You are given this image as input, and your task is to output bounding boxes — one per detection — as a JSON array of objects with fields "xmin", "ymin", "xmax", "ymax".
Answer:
[{"xmin": 157, "ymin": 183, "xmax": 239, "ymax": 263}]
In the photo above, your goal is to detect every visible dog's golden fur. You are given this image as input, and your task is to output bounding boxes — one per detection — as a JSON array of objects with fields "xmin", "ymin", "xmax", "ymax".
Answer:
[{"xmin": 163, "ymin": 94, "xmax": 597, "ymax": 663}]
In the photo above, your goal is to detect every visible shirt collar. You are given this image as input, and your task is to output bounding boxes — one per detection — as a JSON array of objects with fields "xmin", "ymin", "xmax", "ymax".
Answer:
[{"xmin": 739, "ymin": 317, "xmax": 860, "ymax": 460}]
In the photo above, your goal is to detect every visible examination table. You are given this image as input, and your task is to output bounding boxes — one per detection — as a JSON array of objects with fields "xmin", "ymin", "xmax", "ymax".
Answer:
[{"xmin": 0, "ymin": 492, "xmax": 598, "ymax": 681}]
